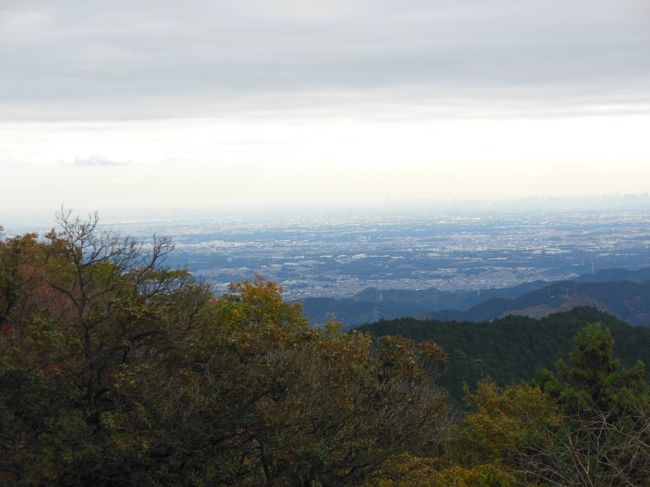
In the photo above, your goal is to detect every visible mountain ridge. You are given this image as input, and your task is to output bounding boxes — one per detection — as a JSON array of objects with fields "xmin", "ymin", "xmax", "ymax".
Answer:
[{"xmin": 299, "ymin": 267, "xmax": 650, "ymax": 327}]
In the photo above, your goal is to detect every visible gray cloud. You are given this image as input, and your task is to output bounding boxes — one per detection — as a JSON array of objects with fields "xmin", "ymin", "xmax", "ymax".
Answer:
[{"xmin": 1, "ymin": 0, "xmax": 649, "ymax": 120}]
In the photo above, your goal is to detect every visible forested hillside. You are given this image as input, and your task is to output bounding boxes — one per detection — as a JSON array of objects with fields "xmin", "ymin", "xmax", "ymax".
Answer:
[
  {"xmin": 358, "ymin": 308, "xmax": 650, "ymax": 402},
  {"xmin": 2, "ymin": 215, "xmax": 650, "ymax": 485},
  {"xmin": 423, "ymin": 280, "xmax": 650, "ymax": 325}
]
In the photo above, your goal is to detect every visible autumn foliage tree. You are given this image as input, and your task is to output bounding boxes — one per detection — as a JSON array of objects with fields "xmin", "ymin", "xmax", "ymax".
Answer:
[
  {"xmin": 0, "ymin": 212, "xmax": 450, "ymax": 486},
  {"xmin": 5, "ymin": 213, "xmax": 650, "ymax": 486},
  {"xmin": 447, "ymin": 324, "xmax": 650, "ymax": 487}
]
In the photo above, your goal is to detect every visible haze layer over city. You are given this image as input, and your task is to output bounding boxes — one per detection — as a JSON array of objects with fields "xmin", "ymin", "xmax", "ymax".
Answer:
[
  {"xmin": 3, "ymin": 197, "xmax": 650, "ymax": 302},
  {"xmin": 2, "ymin": 0, "xmax": 650, "ymax": 315}
]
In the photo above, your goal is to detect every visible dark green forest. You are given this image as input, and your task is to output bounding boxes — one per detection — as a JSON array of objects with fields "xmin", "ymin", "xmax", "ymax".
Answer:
[
  {"xmin": 2, "ymin": 214, "xmax": 650, "ymax": 486},
  {"xmin": 358, "ymin": 308, "xmax": 650, "ymax": 404}
]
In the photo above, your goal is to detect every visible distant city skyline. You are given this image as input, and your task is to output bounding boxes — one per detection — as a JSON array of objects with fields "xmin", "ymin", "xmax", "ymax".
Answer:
[
  {"xmin": 4, "ymin": 194, "xmax": 650, "ymax": 235},
  {"xmin": 2, "ymin": 0, "xmax": 650, "ymax": 211}
]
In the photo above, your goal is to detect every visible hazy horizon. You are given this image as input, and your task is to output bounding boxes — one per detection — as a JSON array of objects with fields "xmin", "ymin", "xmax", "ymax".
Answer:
[{"xmin": 3, "ymin": 193, "xmax": 650, "ymax": 236}]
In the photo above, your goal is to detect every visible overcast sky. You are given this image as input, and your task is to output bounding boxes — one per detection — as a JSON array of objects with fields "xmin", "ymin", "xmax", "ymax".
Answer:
[{"xmin": 1, "ymin": 0, "xmax": 650, "ymax": 213}]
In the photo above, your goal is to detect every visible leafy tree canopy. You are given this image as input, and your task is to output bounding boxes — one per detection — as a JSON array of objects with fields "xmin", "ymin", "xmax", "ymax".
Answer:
[{"xmin": 0, "ymin": 212, "xmax": 449, "ymax": 486}]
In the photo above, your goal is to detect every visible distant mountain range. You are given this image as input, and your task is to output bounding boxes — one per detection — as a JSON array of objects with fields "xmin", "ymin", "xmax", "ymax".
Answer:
[{"xmin": 299, "ymin": 267, "xmax": 650, "ymax": 327}]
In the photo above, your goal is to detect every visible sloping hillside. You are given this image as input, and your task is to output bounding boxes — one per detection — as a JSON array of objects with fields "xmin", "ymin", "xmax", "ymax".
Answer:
[
  {"xmin": 357, "ymin": 307, "xmax": 650, "ymax": 402},
  {"xmin": 425, "ymin": 280, "xmax": 650, "ymax": 325},
  {"xmin": 300, "ymin": 280, "xmax": 548, "ymax": 326},
  {"xmin": 300, "ymin": 268, "xmax": 650, "ymax": 328}
]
